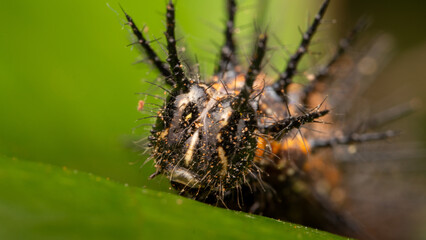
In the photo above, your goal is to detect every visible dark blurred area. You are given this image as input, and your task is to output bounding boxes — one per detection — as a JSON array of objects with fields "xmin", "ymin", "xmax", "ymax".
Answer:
[
  {"xmin": 344, "ymin": 0, "xmax": 426, "ymax": 49},
  {"xmin": 336, "ymin": 1, "xmax": 426, "ymax": 240}
]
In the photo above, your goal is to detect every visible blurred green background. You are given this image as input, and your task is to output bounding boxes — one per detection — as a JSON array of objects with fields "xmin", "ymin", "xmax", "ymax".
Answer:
[
  {"xmin": 0, "ymin": 0, "xmax": 425, "ymax": 203},
  {"xmin": 0, "ymin": 0, "xmax": 338, "ymax": 189},
  {"xmin": 1, "ymin": 0, "xmax": 426, "ymax": 239}
]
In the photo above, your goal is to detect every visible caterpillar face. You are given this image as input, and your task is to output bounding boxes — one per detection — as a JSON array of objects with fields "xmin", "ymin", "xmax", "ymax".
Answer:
[
  {"xmin": 150, "ymin": 80, "xmax": 258, "ymax": 192},
  {"xmin": 121, "ymin": 0, "xmax": 417, "ymax": 239}
]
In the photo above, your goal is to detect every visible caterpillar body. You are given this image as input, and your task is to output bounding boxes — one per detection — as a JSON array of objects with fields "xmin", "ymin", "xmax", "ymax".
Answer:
[{"xmin": 121, "ymin": 1, "xmax": 420, "ymax": 239}]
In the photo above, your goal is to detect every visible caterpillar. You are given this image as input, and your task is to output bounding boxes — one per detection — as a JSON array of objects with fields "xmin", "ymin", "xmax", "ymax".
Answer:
[{"xmin": 120, "ymin": 1, "xmax": 420, "ymax": 239}]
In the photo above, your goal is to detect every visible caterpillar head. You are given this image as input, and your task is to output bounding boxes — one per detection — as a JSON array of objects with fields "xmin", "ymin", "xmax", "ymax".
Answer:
[{"xmin": 149, "ymin": 77, "xmax": 258, "ymax": 194}]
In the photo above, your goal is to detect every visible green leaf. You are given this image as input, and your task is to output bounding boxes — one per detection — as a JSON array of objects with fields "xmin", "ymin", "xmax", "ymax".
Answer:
[{"xmin": 0, "ymin": 156, "xmax": 348, "ymax": 240}]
